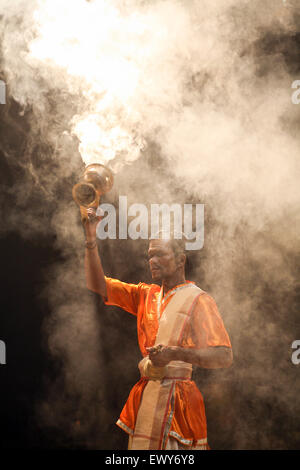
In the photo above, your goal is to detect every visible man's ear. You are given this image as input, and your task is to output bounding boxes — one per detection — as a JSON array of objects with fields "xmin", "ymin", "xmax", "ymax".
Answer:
[{"xmin": 176, "ymin": 253, "xmax": 186, "ymax": 269}]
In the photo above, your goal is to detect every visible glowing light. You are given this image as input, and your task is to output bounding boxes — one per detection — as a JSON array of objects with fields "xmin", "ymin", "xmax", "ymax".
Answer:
[{"xmin": 28, "ymin": 0, "xmax": 152, "ymax": 167}]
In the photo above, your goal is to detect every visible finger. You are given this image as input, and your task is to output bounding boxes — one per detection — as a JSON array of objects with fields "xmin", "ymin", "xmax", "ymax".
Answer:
[
  {"xmin": 148, "ymin": 349, "xmax": 160, "ymax": 356},
  {"xmin": 96, "ymin": 207, "xmax": 105, "ymax": 218},
  {"xmin": 150, "ymin": 344, "xmax": 162, "ymax": 350},
  {"xmin": 87, "ymin": 207, "xmax": 96, "ymax": 215},
  {"xmin": 146, "ymin": 346, "xmax": 157, "ymax": 353},
  {"xmin": 87, "ymin": 209, "xmax": 100, "ymax": 223}
]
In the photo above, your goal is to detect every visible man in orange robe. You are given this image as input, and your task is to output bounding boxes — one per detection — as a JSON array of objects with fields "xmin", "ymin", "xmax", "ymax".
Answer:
[{"xmin": 83, "ymin": 209, "xmax": 233, "ymax": 450}]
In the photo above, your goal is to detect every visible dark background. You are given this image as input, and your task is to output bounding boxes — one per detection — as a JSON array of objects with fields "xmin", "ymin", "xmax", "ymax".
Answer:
[
  {"xmin": 0, "ymin": 144, "xmax": 299, "ymax": 450},
  {"xmin": 0, "ymin": 22, "xmax": 300, "ymax": 450}
]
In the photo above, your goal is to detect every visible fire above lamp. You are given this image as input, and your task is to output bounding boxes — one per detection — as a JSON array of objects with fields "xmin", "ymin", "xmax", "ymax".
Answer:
[{"xmin": 72, "ymin": 163, "xmax": 114, "ymax": 223}]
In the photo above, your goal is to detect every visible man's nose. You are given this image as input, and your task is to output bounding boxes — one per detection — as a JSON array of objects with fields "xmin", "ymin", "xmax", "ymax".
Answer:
[{"xmin": 149, "ymin": 257, "xmax": 159, "ymax": 267}]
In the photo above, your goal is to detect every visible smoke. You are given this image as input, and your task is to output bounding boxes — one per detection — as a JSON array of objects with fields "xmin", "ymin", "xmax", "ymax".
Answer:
[{"xmin": 0, "ymin": 0, "xmax": 299, "ymax": 449}]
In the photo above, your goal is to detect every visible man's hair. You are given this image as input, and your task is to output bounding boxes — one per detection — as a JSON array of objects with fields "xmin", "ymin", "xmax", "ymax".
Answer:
[
  {"xmin": 168, "ymin": 237, "xmax": 186, "ymax": 259},
  {"xmin": 150, "ymin": 230, "xmax": 188, "ymax": 266},
  {"xmin": 149, "ymin": 231, "xmax": 193, "ymax": 277}
]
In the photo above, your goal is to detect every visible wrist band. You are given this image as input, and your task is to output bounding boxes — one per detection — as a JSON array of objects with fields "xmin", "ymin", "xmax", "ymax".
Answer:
[{"xmin": 85, "ymin": 239, "xmax": 97, "ymax": 249}]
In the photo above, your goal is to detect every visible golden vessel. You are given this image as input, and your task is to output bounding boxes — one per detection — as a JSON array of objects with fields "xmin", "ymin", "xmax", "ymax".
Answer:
[{"xmin": 72, "ymin": 163, "xmax": 114, "ymax": 223}]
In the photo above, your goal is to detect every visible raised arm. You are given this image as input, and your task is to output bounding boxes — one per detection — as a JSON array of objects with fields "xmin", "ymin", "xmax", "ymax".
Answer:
[{"xmin": 84, "ymin": 207, "xmax": 107, "ymax": 298}]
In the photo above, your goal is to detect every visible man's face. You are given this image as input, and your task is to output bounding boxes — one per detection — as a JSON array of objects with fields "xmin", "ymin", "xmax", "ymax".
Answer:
[{"xmin": 148, "ymin": 239, "xmax": 179, "ymax": 282}]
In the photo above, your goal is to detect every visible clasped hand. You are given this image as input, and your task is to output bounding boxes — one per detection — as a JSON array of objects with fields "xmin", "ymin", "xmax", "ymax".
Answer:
[{"xmin": 146, "ymin": 344, "xmax": 175, "ymax": 367}]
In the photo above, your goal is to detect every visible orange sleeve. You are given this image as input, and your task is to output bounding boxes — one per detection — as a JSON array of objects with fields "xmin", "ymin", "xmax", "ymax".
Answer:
[
  {"xmin": 104, "ymin": 277, "xmax": 143, "ymax": 316},
  {"xmin": 186, "ymin": 293, "xmax": 232, "ymax": 349}
]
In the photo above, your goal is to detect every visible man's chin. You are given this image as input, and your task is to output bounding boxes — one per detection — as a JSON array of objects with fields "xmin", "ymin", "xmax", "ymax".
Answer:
[{"xmin": 151, "ymin": 271, "xmax": 162, "ymax": 282}]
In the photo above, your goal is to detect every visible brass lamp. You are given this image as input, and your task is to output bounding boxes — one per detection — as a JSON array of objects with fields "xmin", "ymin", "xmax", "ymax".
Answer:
[{"xmin": 72, "ymin": 163, "xmax": 114, "ymax": 223}]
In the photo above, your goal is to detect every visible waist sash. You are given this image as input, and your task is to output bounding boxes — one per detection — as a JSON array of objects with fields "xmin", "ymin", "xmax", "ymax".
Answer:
[{"xmin": 131, "ymin": 284, "xmax": 204, "ymax": 450}]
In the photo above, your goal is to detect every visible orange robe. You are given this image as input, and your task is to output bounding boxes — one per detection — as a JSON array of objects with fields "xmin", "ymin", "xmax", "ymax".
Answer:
[{"xmin": 105, "ymin": 277, "xmax": 232, "ymax": 448}]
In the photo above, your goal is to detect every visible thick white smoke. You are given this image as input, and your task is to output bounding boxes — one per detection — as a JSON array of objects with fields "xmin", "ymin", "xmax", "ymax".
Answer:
[
  {"xmin": 1, "ymin": 0, "xmax": 298, "ymax": 211},
  {"xmin": 0, "ymin": 0, "xmax": 299, "ymax": 448}
]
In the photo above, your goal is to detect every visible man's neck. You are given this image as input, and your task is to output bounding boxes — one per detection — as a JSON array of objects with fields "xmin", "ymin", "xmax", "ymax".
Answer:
[{"xmin": 162, "ymin": 275, "xmax": 186, "ymax": 296}]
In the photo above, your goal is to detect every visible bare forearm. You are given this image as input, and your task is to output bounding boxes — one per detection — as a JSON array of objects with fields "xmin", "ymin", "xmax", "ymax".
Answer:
[
  {"xmin": 85, "ymin": 245, "xmax": 107, "ymax": 298},
  {"xmin": 171, "ymin": 346, "xmax": 233, "ymax": 369}
]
